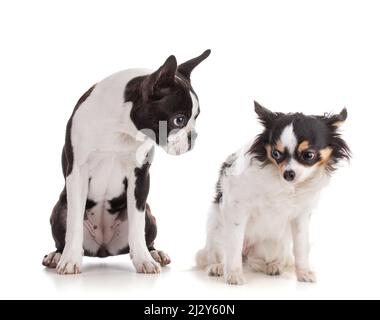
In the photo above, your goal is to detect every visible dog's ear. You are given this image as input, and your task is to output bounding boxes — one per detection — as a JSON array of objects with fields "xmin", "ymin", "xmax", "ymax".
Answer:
[
  {"xmin": 322, "ymin": 108, "xmax": 348, "ymax": 129},
  {"xmin": 177, "ymin": 49, "xmax": 211, "ymax": 80},
  {"xmin": 254, "ymin": 101, "xmax": 279, "ymax": 127},
  {"xmin": 142, "ymin": 55, "xmax": 177, "ymax": 100}
]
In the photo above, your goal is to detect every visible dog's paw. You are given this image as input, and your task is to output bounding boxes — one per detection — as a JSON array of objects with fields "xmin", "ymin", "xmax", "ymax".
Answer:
[
  {"xmin": 296, "ymin": 269, "xmax": 317, "ymax": 283},
  {"xmin": 208, "ymin": 263, "xmax": 224, "ymax": 277},
  {"xmin": 266, "ymin": 262, "xmax": 284, "ymax": 276},
  {"xmin": 225, "ymin": 270, "xmax": 245, "ymax": 285},
  {"xmin": 150, "ymin": 250, "xmax": 171, "ymax": 267},
  {"xmin": 56, "ymin": 249, "xmax": 83, "ymax": 275},
  {"xmin": 133, "ymin": 256, "xmax": 161, "ymax": 274},
  {"xmin": 42, "ymin": 252, "xmax": 62, "ymax": 269},
  {"xmin": 246, "ymin": 256, "xmax": 267, "ymax": 273}
]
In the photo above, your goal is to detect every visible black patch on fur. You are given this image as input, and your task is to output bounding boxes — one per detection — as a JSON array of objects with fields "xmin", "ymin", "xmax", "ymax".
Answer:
[
  {"xmin": 85, "ymin": 199, "xmax": 96, "ymax": 210},
  {"xmin": 96, "ymin": 245, "xmax": 111, "ymax": 258},
  {"xmin": 83, "ymin": 246, "xmax": 111, "ymax": 258},
  {"xmin": 214, "ymin": 153, "xmax": 237, "ymax": 203},
  {"xmin": 116, "ymin": 203, "xmax": 157, "ymax": 255},
  {"xmin": 316, "ymin": 111, "xmax": 351, "ymax": 169},
  {"xmin": 50, "ymin": 188, "xmax": 68, "ymax": 253},
  {"xmin": 134, "ymin": 148, "xmax": 154, "ymax": 211},
  {"xmin": 177, "ymin": 49, "xmax": 211, "ymax": 80},
  {"xmin": 145, "ymin": 203, "xmax": 158, "ymax": 250},
  {"xmin": 108, "ymin": 178, "xmax": 128, "ymax": 214},
  {"xmin": 62, "ymin": 84, "xmax": 96, "ymax": 178},
  {"xmin": 117, "ymin": 245, "xmax": 130, "ymax": 256}
]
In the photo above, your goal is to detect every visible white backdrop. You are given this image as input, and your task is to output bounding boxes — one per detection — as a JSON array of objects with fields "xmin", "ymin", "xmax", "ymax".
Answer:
[{"xmin": 1, "ymin": 0, "xmax": 379, "ymax": 300}]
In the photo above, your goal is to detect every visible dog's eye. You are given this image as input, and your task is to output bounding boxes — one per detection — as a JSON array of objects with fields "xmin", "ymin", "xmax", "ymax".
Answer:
[
  {"xmin": 303, "ymin": 151, "xmax": 316, "ymax": 161},
  {"xmin": 171, "ymin": 115, "xmax": 187, "ymax": 128},
  {"xmin": 271, "ymin": 149, "xmax": 282, "ymax": 160}
]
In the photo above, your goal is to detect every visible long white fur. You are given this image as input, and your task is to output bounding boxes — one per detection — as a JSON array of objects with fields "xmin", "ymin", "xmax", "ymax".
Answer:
[
  {"xmin": 197, "ymin": 126, "xmax": 330, "ymax": 285},
  {"xmin": 56, "ymin": 69, "xmax": 198, "ymax": 275}
]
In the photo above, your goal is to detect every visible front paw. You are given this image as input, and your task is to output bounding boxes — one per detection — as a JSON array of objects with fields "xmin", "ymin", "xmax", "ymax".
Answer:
[
  {"xmin": 132, "ymin": 256, "xmax": 161, "ymax": 274},
  {"xmin": 296, "ymin": 269, "xmax": 317, "ymax": 283},
  {"xmin": 208, "ymin": 263, "xmax": 224, "ymax": 277},
  {"xmin": 225, "ymin": 270, "xmax": 245, "ymax": 285},
  {"xmin": 56, "ymin": 248, "xmax": 83, "ymax": 275}
]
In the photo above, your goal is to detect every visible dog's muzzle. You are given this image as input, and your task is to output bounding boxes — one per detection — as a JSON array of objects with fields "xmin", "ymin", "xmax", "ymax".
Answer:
[{"xmin": 188, "ymin": 131, "xmax": 198, "ymax": 151}]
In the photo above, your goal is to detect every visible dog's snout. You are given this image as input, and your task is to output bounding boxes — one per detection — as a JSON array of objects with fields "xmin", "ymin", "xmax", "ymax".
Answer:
[{"xmin": 283, "ymin": 170, "xmax": 296, "ymax": 182}]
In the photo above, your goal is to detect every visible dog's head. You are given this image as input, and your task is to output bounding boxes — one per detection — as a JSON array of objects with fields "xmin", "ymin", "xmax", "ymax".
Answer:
[
  {"xmin": 249, "ymin": 101, "xmax": 350, "ymax": 184},
  {"xmin": 125, "ymin": 50, "xmax": 211, "ymax": 155}
]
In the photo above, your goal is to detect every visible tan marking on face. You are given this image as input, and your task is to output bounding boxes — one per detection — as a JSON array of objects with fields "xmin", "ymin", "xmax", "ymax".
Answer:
[
  {"xmin": 298, "ymin": 140, "xmax": 310, "ymax": 154},
  {"xmin": 317, "ymin": 147, "xmax": 333, "ymax": 166},
  {"xmin": 265, "ymin": 144, "xmax": 287, "ymax": 173},
  {"xmin": 275, "ymin": 140, "xmax": 285, "ymax": 153},
  {"xmin": 278, "ymin": 162, "xmax": 287, "ymax": 174},
  {"xmin": 265, "ymin": 145, "xmax": 277, "ymax": 165},
  {"xmin": 332, "ymin": 121, "xmax": 343, "ymax": 128}
]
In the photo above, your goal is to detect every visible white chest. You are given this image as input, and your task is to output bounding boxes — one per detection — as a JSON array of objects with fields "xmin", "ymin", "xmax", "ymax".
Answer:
[
  {"xmin": 87, "ymin": 151, "xmax": 128, "ymax": 202},
  {"xmin": 85, "ymin": 134, "xmax": 154, "ymax": 202},
  {"xmin": 225, "ymin": 166, "xmax": 323, "ymax": 242}
]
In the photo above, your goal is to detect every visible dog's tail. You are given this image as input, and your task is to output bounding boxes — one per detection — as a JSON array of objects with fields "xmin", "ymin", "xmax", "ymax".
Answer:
[{"xmin": 195, "ymin": 248, "xmax": 209, "ymax": 268}]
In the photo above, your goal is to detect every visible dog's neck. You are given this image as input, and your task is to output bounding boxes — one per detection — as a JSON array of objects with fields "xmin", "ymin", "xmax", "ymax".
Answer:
[
  {"xmin": 119, "ymin": 101, "xmax": 142, "ymax": 139},
  {"xmin": 104, "ymin": 100, "xmax": 156, "ymax": 166}
]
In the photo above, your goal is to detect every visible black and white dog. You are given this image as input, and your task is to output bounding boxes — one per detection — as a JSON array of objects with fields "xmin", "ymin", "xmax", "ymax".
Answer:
[
  {"xmin": 43, "ymin": 50, "xmax": 211, "ymax": 275},
  {"xmin": 196, "ymin": 101, "xmax": 350, "ymax": 285}
]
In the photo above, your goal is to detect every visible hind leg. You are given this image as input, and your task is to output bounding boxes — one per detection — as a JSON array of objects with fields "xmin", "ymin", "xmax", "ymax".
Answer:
[
  {"xmin": 206, "ymin": 233, "xmax": 224, "ymax": 278},
  {"xmin": 149, "ymin": 250, "xmax": 171, "ymax": 267},
  {"xmin": 145, "ymin": 204, "xmax": 171, "ymax": 267},
  {"xmin": 42, "ymin": 189, "xmax": 67, "ymax": 269},
  {"xmin": 42, "ymin": 251, "xmax": 62, "ymax": 269},
  {"xmin": 196, "ymin": 204, "xmax": 225, "ymax": 277}
]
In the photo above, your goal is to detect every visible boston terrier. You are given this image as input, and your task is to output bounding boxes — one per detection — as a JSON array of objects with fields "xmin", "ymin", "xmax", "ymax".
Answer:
[{"xmin": 43, "ymin": 50, "xmax": 211, "ymax": 275}]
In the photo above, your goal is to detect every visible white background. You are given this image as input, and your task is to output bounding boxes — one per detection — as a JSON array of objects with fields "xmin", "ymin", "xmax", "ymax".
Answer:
[{"xmin": 0, "ymin": 0, "xmax": 379, "ymax": 300}]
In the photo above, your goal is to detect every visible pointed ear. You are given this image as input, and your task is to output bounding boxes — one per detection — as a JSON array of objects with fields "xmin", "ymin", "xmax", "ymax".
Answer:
[
  {"xmin": 254, "ymin": 101, "xmax": 278, "ymax": 126},
  {"xmin": 177, "ymin": 49, "xmax": 211, "ymax": 79},
  {"xmin": 325, "ymin": 108, "xmax": 348, "ymax": 128},
  {"xmin": 157, "ymin": 55, "xmax": 177, "ymax": 84},
  {"xmin": 142, "ymin": 55, "xmax": 177, "ymax": 100}
]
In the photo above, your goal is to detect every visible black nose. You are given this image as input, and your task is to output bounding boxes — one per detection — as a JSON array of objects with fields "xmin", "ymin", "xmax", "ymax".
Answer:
[{"xmin": 283, "ymin": 170, "xmax": 296, "ymax": 181}]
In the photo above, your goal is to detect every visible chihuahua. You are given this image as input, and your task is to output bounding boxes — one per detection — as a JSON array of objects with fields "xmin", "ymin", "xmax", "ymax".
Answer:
[{"xmin": 196, "ymin": 101, "xmax": 350, "ymax": 285}]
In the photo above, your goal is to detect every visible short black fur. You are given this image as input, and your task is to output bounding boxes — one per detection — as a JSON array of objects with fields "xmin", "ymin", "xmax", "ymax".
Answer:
[
  {"xmin": 108, "ymin": 178, "xmax": 128, "ymax": 214},
  {"xmin": 214, "ymin": 153, "xmax": 237, "ymax": 203},
  {"xmin": 134, "ymin": 148, "xmax": 154, "ymax": 211}
]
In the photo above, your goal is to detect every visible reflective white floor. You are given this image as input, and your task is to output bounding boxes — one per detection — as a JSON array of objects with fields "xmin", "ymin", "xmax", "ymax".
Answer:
[{"xmin": 2, "ymin": 251, "xmax": 378, "ymax": 300}]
